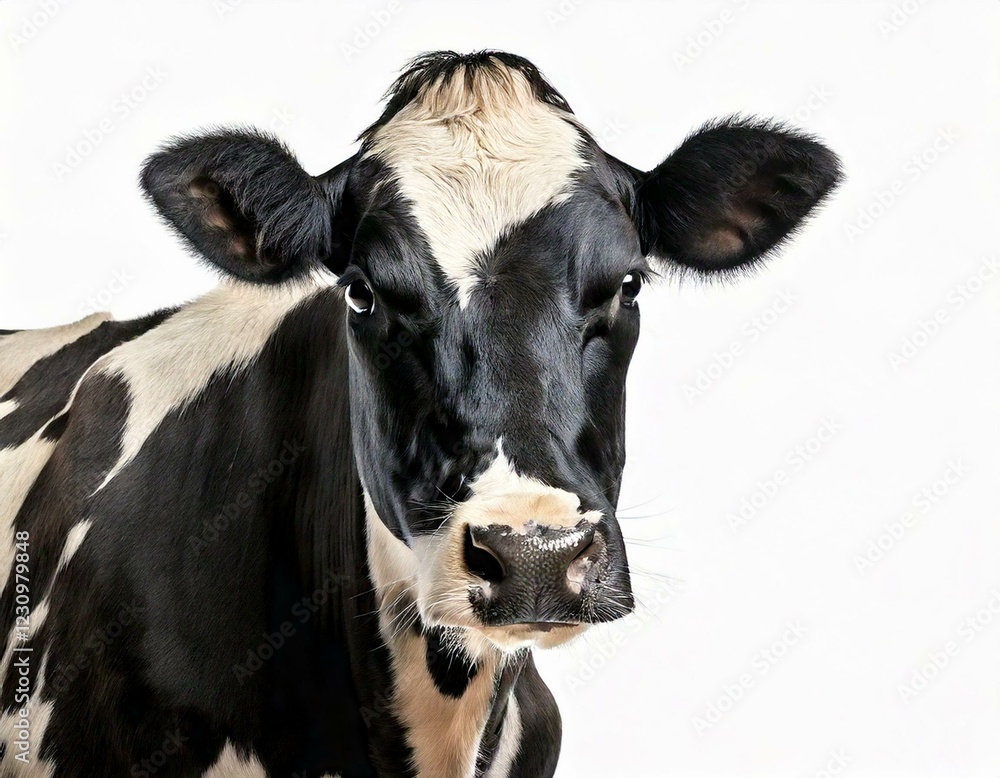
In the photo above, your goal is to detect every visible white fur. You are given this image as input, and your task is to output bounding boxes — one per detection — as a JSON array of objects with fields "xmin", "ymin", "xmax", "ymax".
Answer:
[
  {"xmin": 456, "ymin": 441, "xmax": 602, "ymax": 533},
  {"xmin": 0, "ymin": 435, "xmax": 56, "ymax": 593},
  {"xmin": 201, "ymin": 741, "xmax": 268, "ymax": 777},
  {"xmin": 94, "ymin": 274, "xmax": 333, "ymax": 492},
  {"xmin": 0, "ymin": 312, "xmax": 111, "ymax": 399},
  {"xmin": 55, "ymin": 520, "xmax": 91, "ymax": 574},
  {"xmin": 0, "ymin": 399, "xmax": 18, "ymax": 421},
  {"xmin": 484, "ymin": 692, "xmax": 522, "ymax": 778},
  {"xmin": 365, "ymin": 60, "xmax": 586, "ymax": 307}
]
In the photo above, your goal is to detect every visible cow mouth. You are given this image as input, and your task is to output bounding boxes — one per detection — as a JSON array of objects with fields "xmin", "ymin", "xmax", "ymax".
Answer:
[
  {"xmin": 514, "ymin": 621, "xmax": 579, "ymax": 632},
  {"xmin": 476, "ymin": 619, "xmax": 590, "ymax": 651}
]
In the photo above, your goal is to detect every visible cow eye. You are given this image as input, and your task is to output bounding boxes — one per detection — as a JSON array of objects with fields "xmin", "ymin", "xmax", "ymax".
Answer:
[
  {"xmin": 619, "ymin": 272, "xmax": 643, "ymax": 307},
  {"xmin": 345, "ymin": 279, "xmax": 375, "ymax": 315}
]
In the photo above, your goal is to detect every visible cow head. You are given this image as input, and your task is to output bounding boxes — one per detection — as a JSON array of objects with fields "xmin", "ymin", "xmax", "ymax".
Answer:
[{"xmin": 141, "ymin": 52, "xmax": 841, "ymax": 652}]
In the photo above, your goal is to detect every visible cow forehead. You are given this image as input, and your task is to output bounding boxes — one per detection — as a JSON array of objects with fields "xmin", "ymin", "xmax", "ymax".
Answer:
[{"xmin": 363, "ymin": 63, "xmax": 588, "ymax": 308}]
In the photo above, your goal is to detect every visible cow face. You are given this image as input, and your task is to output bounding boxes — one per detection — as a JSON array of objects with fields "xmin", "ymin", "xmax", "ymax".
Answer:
[{"xmin": 141, "ymin": 52, "xmax": 841, "ymax": 652}]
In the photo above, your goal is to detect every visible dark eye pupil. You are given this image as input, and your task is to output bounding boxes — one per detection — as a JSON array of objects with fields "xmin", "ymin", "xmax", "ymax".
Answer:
[
  {"xmin": 620, "ymin": 273, "xmax": 642, "ymax": 305},
  {"xmin": 346, "ymin": 279, "xmax": 375, "ymax": 314}
]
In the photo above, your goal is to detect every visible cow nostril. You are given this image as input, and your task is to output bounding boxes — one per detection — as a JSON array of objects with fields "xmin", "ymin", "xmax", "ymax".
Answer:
[
  {"xmin": 464, "ymin": 526, "xmax": 505, "ymax": 584},
  {"xmin": 567, "ymin": 531, "xmax": 603, "ymax": 593},
  {"xmin": 570, "ymin": 535, "xmax": 595, "ymax": 564}
]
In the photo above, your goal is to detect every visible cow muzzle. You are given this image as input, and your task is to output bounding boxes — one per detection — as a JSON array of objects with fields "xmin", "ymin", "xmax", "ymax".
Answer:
[{"xmin": 463, "ymin": 519, "xmax": 632, "ymax": 632}]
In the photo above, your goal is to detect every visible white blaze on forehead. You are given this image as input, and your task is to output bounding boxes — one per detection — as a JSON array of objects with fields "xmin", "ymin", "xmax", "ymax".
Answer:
[
  {"xmin": 365, "ymin": 61, "xmax": 587, "ymax": 307},
  {"xmin": 0, "ymin": 312, "xmax": 111, "ymax": 398},
  {"xmin": 93, "ymin": 274, "xmax": 333, "ymax": 492},
  {"xmin": 201, "ymin": 741, "xmax": 268, "ymax": 777}
]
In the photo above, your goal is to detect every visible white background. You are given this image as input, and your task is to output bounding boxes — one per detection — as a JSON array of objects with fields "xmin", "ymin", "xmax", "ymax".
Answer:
[{"xmin": 2, "ymin": 2, "xmax": 998, "ymax": 776}]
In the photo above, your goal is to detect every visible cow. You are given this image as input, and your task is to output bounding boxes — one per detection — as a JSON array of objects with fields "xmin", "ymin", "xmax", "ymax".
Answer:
[{"xmin": 0, "ymin": 51, "xmax": 841, "ymax": 777}]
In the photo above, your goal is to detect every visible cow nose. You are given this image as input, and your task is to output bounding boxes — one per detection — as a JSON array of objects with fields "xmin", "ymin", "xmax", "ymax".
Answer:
[{"xmin": 463, "ymin": 522, "xmax": 600, "ymax": 596}]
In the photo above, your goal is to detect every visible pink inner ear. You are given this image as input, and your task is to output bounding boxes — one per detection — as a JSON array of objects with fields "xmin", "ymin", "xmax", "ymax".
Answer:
[
  {"xmin": 698, "ymin": 205, "xmax": 766, "ymax": 261},
  {"xmin": 203, "ymin": 205, "xmax": 233, "ymax": 232},
  {"xmin": 696, "ymin": 226, "xmax": 744, "ymax": 259},
  {"xmin": 188, "ymin": 177, "xmax": 235, "ymax": 232},
  {"xmin": 729, "ymin": 203, "xmax": 767, "ymax": 234},
  {"xmin": 228, "ymin": 234, "xmax": 251, "ymax": 259}
]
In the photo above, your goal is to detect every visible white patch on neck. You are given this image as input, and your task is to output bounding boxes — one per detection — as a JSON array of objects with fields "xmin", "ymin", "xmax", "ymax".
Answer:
[
  {"xmin": 365, "ymin": 61, "xmax": 587, "ymax": 308},
  {"xmin": 0, "ymin": 312, "xmax": 111, "ymax": 399},
  {"xmin": 365, "ymin": 492, "xmax": 501, "ymax": 777},
  {"xmin": 201, "ymin": 741, "xmax": 267, "ymax": 777},
  {"xmin": 92, "ymin": 274, "xmax": 333, "ymax": 492},
  {"xmin": 484, "ymin": 691, "xmax": 522, "ymax": 778}
]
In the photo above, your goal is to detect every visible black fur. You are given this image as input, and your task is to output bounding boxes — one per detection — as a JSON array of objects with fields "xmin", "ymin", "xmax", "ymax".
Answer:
[
  {"xmin": 140, "ymin": 130, "xmax": 333, "ymax": 283},
  {"xmin": 632, "ymin": 115, "xmax": 843, "ymax": 273},
  {"xmin": 423, "ymin": 626, "xmax": 479, "ymax": 698}
]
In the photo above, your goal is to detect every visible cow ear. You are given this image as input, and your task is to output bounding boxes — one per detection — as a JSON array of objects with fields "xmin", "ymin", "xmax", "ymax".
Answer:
[
  {"xmin": 632, "ymin": 117, "xmax": 842, "ymax": 274},
  {"xmin": 140, "ymin": 129, "xmax": 333, "ymax": 283}
]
